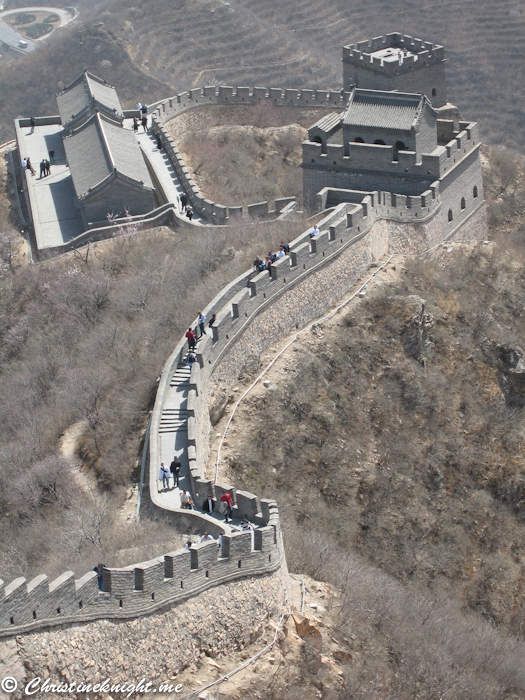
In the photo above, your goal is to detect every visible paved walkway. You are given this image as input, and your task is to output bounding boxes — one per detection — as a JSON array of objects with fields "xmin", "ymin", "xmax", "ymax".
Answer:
[
  {"xmin": 18, "ymin": 124, "xmax": 84, "ymax": 249},
  {"xmin": 155, "ymin": 348, "xmax": 244, "ymax": 533},
  {"xmin": 125, "ymin": 119, "xmax": 208, "ymax": 226}
]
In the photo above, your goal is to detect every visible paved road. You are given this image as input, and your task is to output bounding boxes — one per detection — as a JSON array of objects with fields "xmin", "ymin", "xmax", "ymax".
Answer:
[{"xmin": 0, "ymin": 6, "xmax": 75, "ymax": 52}]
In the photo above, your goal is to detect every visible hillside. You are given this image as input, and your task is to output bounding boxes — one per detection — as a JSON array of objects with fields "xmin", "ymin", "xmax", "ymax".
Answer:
[
  {"xmin": 208, "ymin": 151, "xmax": 525, "ymax": 641},
  {"xmin": 0, "ymin": 0, "xmax": 524, "ymax": 152},
  {"xmin": 0, "ymin": 204, "xmax": 308, "ymax": 583}
]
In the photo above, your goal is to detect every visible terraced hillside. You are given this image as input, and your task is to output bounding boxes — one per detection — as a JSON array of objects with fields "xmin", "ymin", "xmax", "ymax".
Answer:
[
  {"xmin": 107, "ymin": 0, "xmax": 525, "ymax": 151},
  {"xmin": 0, "ymin": 0, "xmax": 524, "ymax": 151}
]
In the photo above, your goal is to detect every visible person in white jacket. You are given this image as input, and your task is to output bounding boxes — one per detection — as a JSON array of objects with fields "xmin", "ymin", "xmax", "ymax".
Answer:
[{"xmin": 158, "ymin": 463, "xmax": 170, "ymax": 491}]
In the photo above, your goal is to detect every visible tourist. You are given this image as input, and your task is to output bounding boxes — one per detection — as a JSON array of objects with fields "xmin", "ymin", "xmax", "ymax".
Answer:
[
  {"xmin": 280, "ymin": 241, "xmax": 290, "ymax": 254},
  {"xmin": 220, "ymin": 491, "xmax": 233, "ymax": 523},
  {"xmin": 240, "ymin": 519, "xmax": 254, "ymax": 531},
  {"xmin": 187, "ymin": 350, "xmax": 197, "ymax": 369},
  {"xmin": 133, "ymin": 117, "xmax": 139, "ymax": 132},
  {"xmin": 268, "ymin": 251, "xmax": 277, "ymax": 263},
  {"xmin": 22, "ymin": 157, "xmax": 27, "ymax": 169},
  {"xmin": 180, "ymin": 193, "xmax": 188, "ymax": 212},
  {"xmin": 208, "ymin": 313, "xmax": 216, "ymax": 329},
  {"xmin": 186, "ymin": 327, "xmax": 196, "ymax": 351},
  {"xmin": 277, "ymin": 247, "xmax": 285, "ymax": 259},
  {"xmin": 156, "ymin": 133, "xmax": 162, "ymax": 150},
  {"xmin": 181, "ymin": 489, "xmax": 194, "ymax": 510},
  {"xmin": 310, "ymin": 224, "xmax": 320, "ymax": 238},
  {"xmin": 141, "ymin": 115, "xmax": 148, "ymax": 132},
  {"xmin": 253, "ymin": 256, "xmax": 264, "ymax": 273},
  {"xmin": 184, "ymin": 540, "xmax": 193, "ymax": 550},
  {"xmin": 159, "ymin": 463, "xmax": 170, "ymax": 491},
  {"xmin": 141, "ymin": 104, "xmax": 148, "ymax": 115},
  {"xmin": 45, "ymin": 159, "xmax": 51, "ymax": 176},
  {"xmin": 265, "ymin": 256, "xmax": 272, "ymax": 276},
  {"xmin": 39, "ymin": 159, "xmax": 46, "ymax": 178},
  {"xmin": 200, "ymin": 532, "xmax": 215, "ymax": 542},
  {"xmin": 170, "ymin": 457, "xmax": 181, "ymax": 488},
  {"xmin": 29, "ymin": 117, "xmax": 35, "ymax": 134},
  {"xmin": 48, "ymin": 148, "xmax": 55, "ymax": 164},
  {"xmin": 136, "ymin": 102, "xmax": 142, "ymax": 111},
  {"xmin": 93, "ymin": 563, "xmax": 106, "ymax": 591},
  {"xmin": 197, "ymin": 310, "xmax": 206, "ymax": 338},
  {"xmin": 26, "ymin": 158, "xmax": 35, "ymax": 176},
  {"xmin": 202, "ymin": 496, "xmax": 215, "ymax": 514},
  {"xmin": 186, "ymin": 206, "xmax": 193, "ymax": 221}
]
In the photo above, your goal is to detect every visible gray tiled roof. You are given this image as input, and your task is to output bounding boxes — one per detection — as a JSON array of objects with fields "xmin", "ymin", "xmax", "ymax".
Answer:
[
  {"xmin": 63, "ymin": 113, "xmax": 153, "ymax": 199},
  {"xmin": 57, "ymin": 72, "xmax": 123, "ymax": 126},
  {"xmin": 343, "ymin": 89, "xmax": 425, "ymax": 131},
  {"xmin": 310, "ymin": 111, "xmax": 343, "ymax": 134}
]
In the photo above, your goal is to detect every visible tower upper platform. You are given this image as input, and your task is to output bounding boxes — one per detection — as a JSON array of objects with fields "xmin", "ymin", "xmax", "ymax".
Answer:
[{"xmin": 343, "ymin": 33, "xmax": 447, "ymax": 108}]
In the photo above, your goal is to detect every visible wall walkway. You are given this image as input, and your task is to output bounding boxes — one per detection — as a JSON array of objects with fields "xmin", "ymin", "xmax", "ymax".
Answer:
[{"xmin": 0, "ymin": 86, "xmax": 488, "ymax": 639}]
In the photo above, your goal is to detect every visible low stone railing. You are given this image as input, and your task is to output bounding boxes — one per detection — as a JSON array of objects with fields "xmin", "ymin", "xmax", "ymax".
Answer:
[{"xmin": 148, "ymin": 85, "xmax": 349, "ymax": 222}]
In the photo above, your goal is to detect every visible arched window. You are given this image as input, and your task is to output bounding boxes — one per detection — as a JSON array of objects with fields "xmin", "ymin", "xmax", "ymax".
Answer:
[
  {"xmin": 461, "ymin": 197, "xmax": 466, "ymax": 210},
  {"xmin": 432, "ymin": 88, "xmax": 437, "ymax": 97},
  {"xmin": 354, "ymin": 137, "xmax": 364, "ymax": 143},
  {"xmin": 374, "ymin": 139, "xmax": 385, "ymax": 145},
  {"xmin": 448, "ymin": 209, "xmax": 453, "ymax": 222},
  {"xmin": 473, "ymin": 185, "xmax": 478, "ymax": 198}
]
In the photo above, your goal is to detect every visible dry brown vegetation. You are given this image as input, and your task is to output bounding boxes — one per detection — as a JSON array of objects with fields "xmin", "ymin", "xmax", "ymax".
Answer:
[
  {"xmin": 254, "ymin": 535, "xmax": 525, "ymax": 700},
  {"xmin": 177, "ymin": 124, "xmax": 305, "ymax": 207},
  {"xmin": 167, "ymin": 103, "xmax": 339, "ymax": 208},
  {"xmin": 211, "ymin": 151, "xmax": 525, "ymax": 648},
  {"xmin": 0, "ymin": 215, "xmax": 307, "ymax": 582}
]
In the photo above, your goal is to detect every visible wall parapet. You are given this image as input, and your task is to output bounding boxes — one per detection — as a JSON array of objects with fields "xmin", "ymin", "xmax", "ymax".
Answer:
[
  {"xmin": 148, "ymin": 85, "xmax": 348, "ymax": 222},
  {"xmin": 0, "ymin": 500, "xmax": 283, "ymax": 638},
  {"xmin": 343, "ymin": 33, "xmax": 445, "ymax": 75},
  {"xmin": 302, "ymin": 122, "xmax": 479, "ymax": 181}
]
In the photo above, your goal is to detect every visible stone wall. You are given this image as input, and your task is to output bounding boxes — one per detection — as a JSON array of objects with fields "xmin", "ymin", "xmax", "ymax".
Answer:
[
  {"xmin": 149, "ymin": 191, "xmax": 487, "ymax": 506},
  {"xmin": 342, "ymin": 33, "xmax": 447, "ymax": 108},
  {"xmin": 149, "ymin": 85, "xmax": 349, "ymax": 223},
  {"xmin": 0, "ymin": 567, "xmax": 289, "ymax": 699},
  {"xmin": 302, "ymin": 122, "xmax": 480, "ymax": 211}
]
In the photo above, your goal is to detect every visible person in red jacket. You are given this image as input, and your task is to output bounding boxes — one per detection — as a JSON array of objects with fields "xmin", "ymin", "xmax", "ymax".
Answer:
[
  {"xmin": 185, "ymin": 327, "xmax": 196, "ymax": 351},
  {"xmin": 220, "ymin": 491, "xmax": 233, "ymax": 523}
]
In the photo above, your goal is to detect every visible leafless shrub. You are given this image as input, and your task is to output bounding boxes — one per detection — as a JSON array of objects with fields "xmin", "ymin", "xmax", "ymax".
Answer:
[{"xmin": 11, "ymin": 455, "xmax": 79, "ymax": 511}]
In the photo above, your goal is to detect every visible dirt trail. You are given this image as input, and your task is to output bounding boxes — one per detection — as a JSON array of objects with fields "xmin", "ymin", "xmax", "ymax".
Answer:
[{"xmin": 59, "ymin": 420, "xmax": 97, "ymax": 494}]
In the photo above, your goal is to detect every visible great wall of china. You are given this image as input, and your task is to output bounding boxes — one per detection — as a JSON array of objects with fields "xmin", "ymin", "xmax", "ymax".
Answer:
[
  {"xmin": 0, "ymin": 31, "xmax": 488, "ymax": 637},
  {"xmin": 0, "ymin": 182, "xmax": 486, "ymax": 640}
]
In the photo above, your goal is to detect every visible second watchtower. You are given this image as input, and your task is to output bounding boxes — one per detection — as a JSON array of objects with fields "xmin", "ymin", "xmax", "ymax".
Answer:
[{"xmin": 343, "ymin": 32, "xmax": 447, "ymax": 109}]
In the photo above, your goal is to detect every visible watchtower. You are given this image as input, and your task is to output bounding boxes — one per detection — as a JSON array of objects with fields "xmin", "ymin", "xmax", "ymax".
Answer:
[{"xmin": 343, "ymin": 32, "xmax": 447, "ymax": 109}]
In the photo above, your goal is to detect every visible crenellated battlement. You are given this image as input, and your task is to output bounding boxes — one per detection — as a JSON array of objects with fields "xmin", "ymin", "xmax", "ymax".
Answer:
[
  {"xmin": 343, "ymin": 33, "xmax": 445, "ymax": 75},
  {"xmin": 151, "ymin": 86, "xmax": 351, "ymax": 125},
  {"xmin": 145, "ymin": 85, "xmax": 349, "ymax": 222},
  {"xmin": 342, "ymin": 32, "xmax": 448, "ymax": 108},
  {"xmin": 0, "ymin": 492, "xmax": 283, "ymax": 638},
  {"xmin": 303, "ymin": 120, "xmax": 479, "ymax": 182}
]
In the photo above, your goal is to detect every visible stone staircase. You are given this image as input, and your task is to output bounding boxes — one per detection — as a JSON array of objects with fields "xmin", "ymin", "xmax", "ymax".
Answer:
[{"xmin": 159, "ymin": 361, "xmax": 190, "ymax": 434}]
